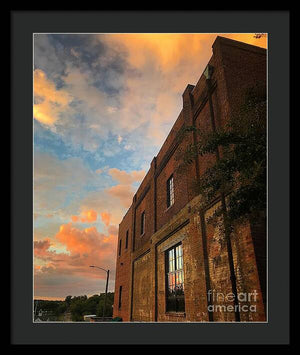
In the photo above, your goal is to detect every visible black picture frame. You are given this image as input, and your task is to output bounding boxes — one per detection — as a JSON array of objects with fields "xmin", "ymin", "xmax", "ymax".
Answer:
[{"xmin": 11, "ymin": 10, "xmax": 290, "ymax": 345}]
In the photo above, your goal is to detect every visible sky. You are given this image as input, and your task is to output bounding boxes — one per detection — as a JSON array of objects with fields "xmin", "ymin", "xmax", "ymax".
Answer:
[{"xmin": 33, "ymin": 33, "xmax": 267, "ymax": 300}]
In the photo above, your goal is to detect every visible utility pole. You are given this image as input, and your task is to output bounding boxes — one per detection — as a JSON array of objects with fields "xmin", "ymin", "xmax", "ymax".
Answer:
[
  {"xmin": 89, "ymin": 266, "xmax": 110, "ymax": 321},
  {"xmin": 102, "ymin": 269, "xmax": 110, "ymax": 321}
]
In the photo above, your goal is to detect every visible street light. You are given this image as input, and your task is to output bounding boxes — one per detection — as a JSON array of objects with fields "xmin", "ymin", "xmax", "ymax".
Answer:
[{"xmin": 89, "ymin": 265, "xmax": 110, "ymax": 321}]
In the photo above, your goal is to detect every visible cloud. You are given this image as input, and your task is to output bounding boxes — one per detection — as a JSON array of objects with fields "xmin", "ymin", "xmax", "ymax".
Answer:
[
  {"xmin": 34, "ymin": 151, "xmax": 104, "ymax": 215},
  {"xmin": 53, "ymin": 63, "xmax": 121, "ymax": 152},
  {"xmin": 74, "ymin": 168, "xmax": 145, "ymax": 229},
  {"xmin": 34, "ymin": 40, "xmax": 121, "ymax": 152},
  {"xmin": 77, "ymin": 168, "xmax": 144, "ymax": 225},
  {"xmin": 106, "ymin": 184, "xmax": 134, "ymax": 208},
  {"xmin": 97, "ymin": 33, "xmax": 267, "ymax": 147},
  {"xmin": 55, "ymin": 223, "xmax": 112, "ymax": 255},
  {"xmin": 101, "ymin": 34, "xmax": 210, "ymax": 70},
  {"xmin": 34, "ymin": 34, "xmax": 66, "ymax": 77},
  {"xmin": 71, "ymin": 210, "xmax": 98, "ymax": 223},
  {"xmin": 34, "ymin": 238, "xmax": 52, "ymax": 258},
  {"xmin": 82, "ymin": 210, "xmax": 98, "ymax": 223},
  {"xmin": 34, "ymin": 69, "xmax": 73, "ymax": 126},
  {"xmin": 71, "ymin": 215, "xmax": 79, "ymax": 222},
  {"xmin": 34, "ymin": 34, "xmax": 267, "ymax": 154},
  {"xmin": 34, "ymin": 222, "xmax": 118, "ymax": 297},
  {"xmin": 103, "ymin": 168, "xmax": 145, "ymax": 208},
  {"xmin": 108, "ymin": 168, "xmax": 145, "ymax": 185},
  {"xmin": 100, "ymin": 212, "xmax": 111, "ymax": 227},
  {"xmin": 70, "ymin": 48, "xmax": 80, "ymax": 58},
  {"xmin": 81, "ymin": 34, "xmax": 210, "ymax": 150},
  {"xmin": 101, "ymin": 33, "xmax": 266, "ymax": 71},
  {"xmin": 78, "ymin": 189, "xmax": 125, "ymax": 226},
  {"xmin": 107, "ymin": 225, "xmax": 118, "ymax": 236}
]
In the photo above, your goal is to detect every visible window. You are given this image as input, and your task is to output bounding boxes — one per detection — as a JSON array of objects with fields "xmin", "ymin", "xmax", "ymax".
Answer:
[
  {"xmin": 141, "ymin": 211, "xmax": 145, "ymax": 235},
  {"xmin": 125, "ymin": 230, "xmax": 129, "ymax": 249},
  {"xmin": 118, "ymin": 286, "xmax": 122, "ymax": 309},
  {"xmin": 166, "ymin": 243, "xmax": 185, "ymax": 312},
  {"xmin": 119, "ymin": 239, "xmax": 122, "ymax": 256},
  {"xmin": 167, "ymin": 175, "xmax": 174, "ymax": 208}
]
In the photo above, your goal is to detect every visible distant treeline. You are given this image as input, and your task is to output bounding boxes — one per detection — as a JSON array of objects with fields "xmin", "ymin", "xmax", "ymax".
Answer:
[{"xmin": 34, "ymin": 293, "xmax": 114, "ymax": 321}]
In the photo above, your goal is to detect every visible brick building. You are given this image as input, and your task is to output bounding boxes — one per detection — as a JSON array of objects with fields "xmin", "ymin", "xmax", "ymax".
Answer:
[{"xmin": 113, "ymin": 36, "xmax": 267, "ymax": 322}]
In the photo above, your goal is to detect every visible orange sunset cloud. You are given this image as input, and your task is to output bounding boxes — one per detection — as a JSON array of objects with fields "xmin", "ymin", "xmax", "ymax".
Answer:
[
  {"xmin": 35, "ymin": 223, "xmax": 117, "ymax": 281},
  {"xmin": 101, "ymin": 212, "xmax": 111, "ymax": 227},
  {"xmin": 71, "ymin": 210, "xmax": 98, "ymax": 223},
  {"xmin": 108, "ymin": 168, "xmax": 145, "ymax": 185},
  {"xmin": 102, "ymin": 33, "xmax": 267, "ymax": 70},
  {"xmin": 34, "ymin": 69, "xmax": 72, "ymax": 126}
]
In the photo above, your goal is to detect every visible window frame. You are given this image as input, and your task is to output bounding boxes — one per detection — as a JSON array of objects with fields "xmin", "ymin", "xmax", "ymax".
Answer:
[
  {"xmin": 166, "ymin": 174, "xmax": 175, "ymax": 208},
  {"xmin": 118, "ymin": 285, "xmax": 122, "ymax": 309},
  {"xmin": 118, "ymin": 239, "xmax": 122, "ymax": 256},
  {"xmin": 165, "ymin": 242, "xmax": 185, "ymax": 313}
]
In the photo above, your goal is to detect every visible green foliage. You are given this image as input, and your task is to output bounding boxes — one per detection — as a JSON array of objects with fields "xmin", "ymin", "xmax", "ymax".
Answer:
[
  {"xmin": 55, "ymin": 302, "xmax": 67, "ymax": 316},
  {"xmin": 96, "ymin": 292, "xmax": 114, "ymax": 317},
  {"xmin": 65, "ymin": 295, "xmax": 72, "ymax": 307},
  {"xmin": 35, "ymin": 292, "xmax": 114, "ymax": 321},
  {"xmin": 68, "ymin": 293, "xmax": 114, "ymax": 320},
  {"xmin": 177, "ymin": 85, "xmax": 266, "ymax": 226},
  {"xmin": 34, "ymin": 299, "xmax": 64, "ymax": 315},
  {"xmin": 69, "ymin": 296, "xmax": 88, "ymax": 321},
  {"xmin": 85, "ymin": 294, "xmax": 101, "ymax": 314}
]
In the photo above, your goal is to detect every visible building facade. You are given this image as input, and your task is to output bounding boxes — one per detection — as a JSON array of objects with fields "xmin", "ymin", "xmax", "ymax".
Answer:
[{"xmin": 113, "ymin": 36, "xmax": 267, "ymax": 322}]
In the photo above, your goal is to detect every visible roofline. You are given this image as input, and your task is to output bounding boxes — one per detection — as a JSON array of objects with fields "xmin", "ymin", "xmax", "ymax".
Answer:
[{"xmin": 213, "ymin": 35, "xmax": 267, "ymax": 54}]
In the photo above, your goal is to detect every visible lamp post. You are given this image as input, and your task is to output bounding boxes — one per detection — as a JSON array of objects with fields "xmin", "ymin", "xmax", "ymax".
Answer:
[{"xmin": 89, "ymin": 265, "xmax": 110, "ymax": 321}]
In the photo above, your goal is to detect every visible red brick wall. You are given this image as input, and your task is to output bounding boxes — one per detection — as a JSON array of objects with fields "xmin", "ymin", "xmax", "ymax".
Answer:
[
  {"xmin": 132, "ymin": 251, "xmax": 153, "ymax": 321},
  {"xmin": 194, "ymin": 100, "xmax": 217, "ymax": 177},
  {"xmin": 134, "ymin": 184, "xmax": 154, "ymax": 250},
  {"xmin": 155, "ymin": 140, "xmax": 191, "ymax": 231},
  {"xmin": 214, "ymin": 36, "xmax": 267, "ymax": 118},
  {"xmin": 113, "ymin": 206, "xmax": 132, "ymax": 321}
]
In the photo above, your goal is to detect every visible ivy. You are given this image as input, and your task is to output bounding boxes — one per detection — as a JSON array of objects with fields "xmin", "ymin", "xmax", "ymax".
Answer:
[{"xmin": 176, "ymin": 85, "xmax": 266, "ymax": 226}]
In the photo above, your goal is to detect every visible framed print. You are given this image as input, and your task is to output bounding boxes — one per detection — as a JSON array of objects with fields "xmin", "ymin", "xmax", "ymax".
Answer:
[{"xmin": 11, "ymin": 10, "xmax": 290, "ymax": 346}]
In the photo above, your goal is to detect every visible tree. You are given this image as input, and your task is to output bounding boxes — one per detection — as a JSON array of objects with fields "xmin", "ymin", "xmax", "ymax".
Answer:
[
  {"xmin": 84, "ymin": 294, "xmax": 101, "ymax": 315},
  {"xmin": 34, "ymin": 294, "xmax": 115, "ymax": 321},
  {"xmin": 65, "ymin": 295, "xmax": 72, "ymax": 308},
  {"xmin": 96, "ymin": 292, "xmax": 114, "ymax": 317},
  {"xmin": 67, "ymin": 293, "xmax": 114, "ymax": 321},
  {"xmin": 69, "ymin": 296, "xmax": 86, "ymax": 321},
  {"xmin": 54, "ymin": 302, "xmax": 67, "ymax": 317},
  {"xmin": 178, "ymin": 84, "xmax": 266, "ymax": 227}
]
